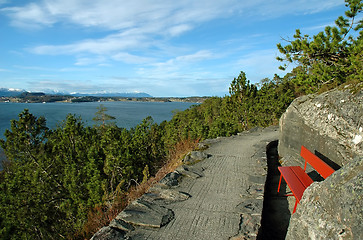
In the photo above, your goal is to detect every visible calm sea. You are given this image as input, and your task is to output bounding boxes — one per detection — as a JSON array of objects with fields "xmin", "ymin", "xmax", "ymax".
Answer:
[{"xmin": 0, "ymin": 101, "xmax": 196, "ymax": 167}]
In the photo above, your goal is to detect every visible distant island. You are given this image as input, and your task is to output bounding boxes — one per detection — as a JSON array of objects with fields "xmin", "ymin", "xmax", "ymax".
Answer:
[{"xmin": 0, "ymin": 88, "xmax": 208, "ymax": 103}]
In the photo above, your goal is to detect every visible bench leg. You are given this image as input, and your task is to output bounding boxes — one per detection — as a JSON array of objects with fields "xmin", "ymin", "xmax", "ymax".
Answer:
[
  {"xmin": 277, "ymin": 174, "xmax": 283, "ymax": 192},
  {"xmin": 293, "ymin": 200, "xmax": 298, "ymax": 214}
]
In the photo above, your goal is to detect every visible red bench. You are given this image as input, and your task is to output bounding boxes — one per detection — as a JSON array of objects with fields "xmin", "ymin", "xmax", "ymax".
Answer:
[{"xmin": 277, "ymin": 145, "xmax": 335, "ymax": 213}]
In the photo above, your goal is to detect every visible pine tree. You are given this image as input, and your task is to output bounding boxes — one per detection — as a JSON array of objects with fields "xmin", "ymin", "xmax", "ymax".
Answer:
[
  {"xmin": 93, "ymin": 104, "xmax": 116, "ymax": 128},
  {"xmin": 276, "ymin": 0, "xmax": 363, "ymax": 90}
]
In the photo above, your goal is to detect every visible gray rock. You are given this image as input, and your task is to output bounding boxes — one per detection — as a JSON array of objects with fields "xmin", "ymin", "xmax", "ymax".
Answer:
[
  {"xmin": 109, "ymin": 218, "xmax": 135, "ymax": 232},
  {"xmin": 116, "ymin": 199, "xmax": 174, "ymax": 228},
  {"xmin": 278, "ymin": 88, "xmax": 363, "ymax": 167},
  {"xmin": 235, "ymin": 198, "xmax": 264, "ymax": 214},
  {"xmin": 159, "ymin": 171, "xmax": 181, "ymax": 187},
  {"xmin": 286, "ymin": 156, "xmax": 363, "ymax": 240},
  {"xmin": 231, "ymin": 213, "xmax": 262, "ymax": 240},
  {"xmin": 157, "ymin": 189, "xmax": 190, "ymax": 202},
  {"xmin": 197, "ymin": 142, "xmax": 209, "ymax": 150},
  {"xmin": 175, "ymin": 164, "xmax": 204, "ymax": 179},
  {"xmin": 183, "ymin": 150, "xmax": 209, "ymax": 164},
  {"xmin": 142, "ymin": 187, "xmax": 191, "ymax": 204},
  {"xmin": 90, "ymin": 226, "xmax": 126, "ymax": 240},
  {"xmin": 246, "ymin": 186, "xmax": 264, "ymax": 197}
]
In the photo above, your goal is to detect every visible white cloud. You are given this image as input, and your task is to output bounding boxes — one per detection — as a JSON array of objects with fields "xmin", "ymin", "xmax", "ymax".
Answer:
[
  {"xmin": 1, "ymin": 3, "xmax": 55, "ymax": 29},
  {"xmin": 175, "ymin": 50, "xmax": 214, "ymax": 62},
  {"xmin": 236, "ymin": 49, "xmax": 288, "ymax": 82},
  {"xmin": 3, "ymin": 0, "xmax": 344, "ymax": 31},
  {"xmin": 30, "ymin": 30, "xmax": 149, "ymax": 55},
  {"xmin": 141, "ymin": 50, "xmax": 215, "ymax": 78},
  {"xmin": 112, "ymin": 52, "xmax": 155, "ymax": 64},
  {"xmin": 59, "ymin": 67, "xmax": 97, "ymax": 72},
  {"xmin": 168, "ymin": 24, "xmax": 193, "ymax": 37},
  {"xmin": 13, "ymin": 65, "xmax": 53, "ymax": 71},
  {"xmin": 3, "ymin": 0, "xmax": 239, "ymax": 30},
  {"xmin": 75, "ymin": 56, "xmax": 107, "ymax": 66},
  {"xmin": 302, "ymin": 21, "xmax": 336, "ymax": 32},
  {"xmin": 27, "ymin": 79, "xmax": 101, "ymax": 93},
  {"xmin": 6, "ymin": 0, "xmax": 344, "ymax": 62}
]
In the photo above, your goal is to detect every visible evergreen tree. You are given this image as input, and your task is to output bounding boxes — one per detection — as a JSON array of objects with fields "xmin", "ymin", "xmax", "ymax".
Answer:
[
  {"xmin": 93, "ymin": 104, "xmax": 116, "ymax": 128},
  {"xmin": 0, "ymin": 110, "xmax": 69, "ymax": 239},
  {"xmin": 277, "ymin": 0, "xmax": 363, "ymax": 91}
]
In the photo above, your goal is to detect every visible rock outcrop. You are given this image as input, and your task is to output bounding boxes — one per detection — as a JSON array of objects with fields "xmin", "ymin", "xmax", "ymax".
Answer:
[
  {"xmin": 286, "ymin": 156, "xmax": 362, "ymax": 239},
  {"xmin": 279, "ymin": 86, "xmax": 363, "ymax": 239},
  {"xmin": 279, "ymin": 87, "xmax": 363, "ymax": 167}
]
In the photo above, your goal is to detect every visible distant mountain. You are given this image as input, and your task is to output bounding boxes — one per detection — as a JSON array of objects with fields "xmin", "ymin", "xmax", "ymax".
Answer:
[
  {"xmin": 69, "ymin": 92, "xmax": 153, "ymax": 98},
  {"xmin": 0, "ymin": 88, "xmax": 25, "ymax": 97},
  {"xmin": 0, "ymin": 88, "xmax": 152, "ymax": 98}
]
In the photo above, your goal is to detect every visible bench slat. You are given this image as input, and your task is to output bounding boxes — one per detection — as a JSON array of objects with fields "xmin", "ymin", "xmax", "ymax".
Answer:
[
  {"xmin": 300, "ymin": 146, "xmax": 335, "ymax": 179},
  {"xmin": 278, "ymin": 166, "xmax": 307, "ymax": 202},
  {"xmin": 290, "ymin": 166, "xmax": 314, "ymax": 188}
]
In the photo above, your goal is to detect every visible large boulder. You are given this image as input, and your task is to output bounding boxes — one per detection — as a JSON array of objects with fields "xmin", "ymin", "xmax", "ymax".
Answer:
[
  {"xmin": 279, "ymin": 86, "xmax": 363, "ymax": 239},
  {"xmin": 286, "ymin": 156, "xmax": 362, "ymax": 239},
  {"xmin": 279, "ymin": 87, "xmax": 363, "ymax": 167}
]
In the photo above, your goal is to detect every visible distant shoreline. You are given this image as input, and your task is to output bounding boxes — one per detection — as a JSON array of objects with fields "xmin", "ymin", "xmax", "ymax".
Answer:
[{"xmin": 0, "ymin": 95, "xmax": 209, "ymax": 104}]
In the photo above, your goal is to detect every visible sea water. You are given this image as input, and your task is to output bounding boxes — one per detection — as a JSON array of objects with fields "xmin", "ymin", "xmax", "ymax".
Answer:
[{"xmin": 0, "ymin": 101, "xmax": 196, "ymax": 167}]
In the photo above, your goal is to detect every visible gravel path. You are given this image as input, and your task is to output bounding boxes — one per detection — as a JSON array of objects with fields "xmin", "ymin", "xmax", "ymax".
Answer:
[{"xmin": 128, "ymin": 127, "xmax": 279, "ymax": 240}]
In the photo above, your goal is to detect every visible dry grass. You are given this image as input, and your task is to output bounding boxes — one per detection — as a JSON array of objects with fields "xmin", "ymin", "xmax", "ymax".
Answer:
[
  {"xmin": 127, "ymin": 138, "xmax": 199, "ymax": 203},
  {"xmin": 80, "ymin": 138, "xmax": 199, "ymax": 239},
  {"xmin": 79, "ymin": 193, "xmax": 127, "ymax": 239}
]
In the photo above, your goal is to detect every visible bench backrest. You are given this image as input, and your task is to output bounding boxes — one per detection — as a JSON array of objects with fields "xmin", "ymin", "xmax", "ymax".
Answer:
[{"xmin": 300, "ymin": 145, "xmax": 335, "ymax": 179}]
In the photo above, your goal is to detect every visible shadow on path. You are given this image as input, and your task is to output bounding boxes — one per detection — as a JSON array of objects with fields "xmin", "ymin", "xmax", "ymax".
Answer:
[{"xmin": 258, "ymin": 140, "xmax": 291, "ymax": 240}]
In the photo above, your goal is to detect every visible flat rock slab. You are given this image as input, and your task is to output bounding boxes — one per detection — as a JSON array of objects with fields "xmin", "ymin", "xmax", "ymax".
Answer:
[
  {"xmin": 116, "ymin": 199, "xmax": 174, "ymax": 228},
  {"xmin": 90, "ymin": 226, "xmax": 126, "ymax": 240},
  {"xmin": 126, "ymin": 126, "xmax": 279, "ymax": 239},
  {"xmin": 109, "ymin": 219, "xmax": 135, "ymax": 232},
  {"xmin": 175, "ymin": 164, "xmax": 204, "ymax": 179},
  {"xmin": 143, "ymin": 187, "xmax": 191, "ymax": 204}
]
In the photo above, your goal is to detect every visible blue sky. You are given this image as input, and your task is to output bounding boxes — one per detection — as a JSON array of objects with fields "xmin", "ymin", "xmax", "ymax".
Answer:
[{"xmin": 0, "ymin": 0, "xmax": 347, "ymax": 97}]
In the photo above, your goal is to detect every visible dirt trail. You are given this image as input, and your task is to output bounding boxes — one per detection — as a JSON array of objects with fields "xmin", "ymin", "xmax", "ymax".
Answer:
[{"xmin": 127, "ymin": 127, "xmax": 280, "ymax": 240}]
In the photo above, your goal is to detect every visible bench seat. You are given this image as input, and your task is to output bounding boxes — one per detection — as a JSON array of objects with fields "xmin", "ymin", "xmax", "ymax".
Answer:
[{"xmin": 277, "ymin": 166, "xmax": 314, "ymax": 213}]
